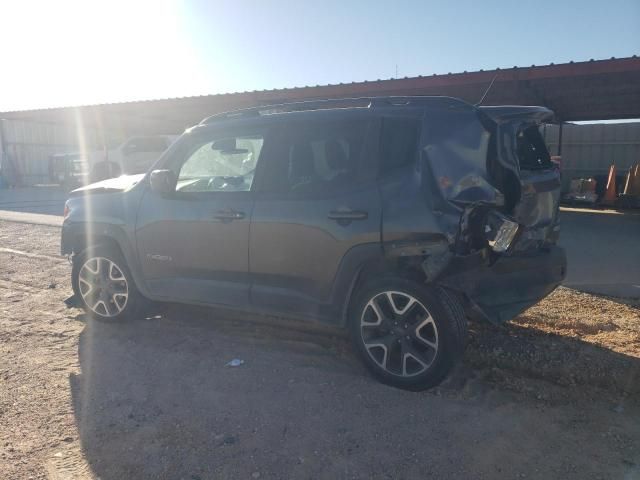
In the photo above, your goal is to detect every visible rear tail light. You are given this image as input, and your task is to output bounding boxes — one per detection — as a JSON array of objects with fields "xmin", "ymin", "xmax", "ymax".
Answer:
[
  {"xmin": 485, "ymin": 211, "xmax": 519, "ymax": 253},
  {"xmin": 63, "ymin": 202, "xmax": 70, "ymax": 219}
]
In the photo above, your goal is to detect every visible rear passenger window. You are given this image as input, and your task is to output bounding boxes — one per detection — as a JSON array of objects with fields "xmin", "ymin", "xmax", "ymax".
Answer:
[
  {"xmin": 379, "ymin": 117, "xmax": 420, "ymax": 175},
  {"xmin": 262, "ymin": 120, "xmax": 369, "ymax": 195}
]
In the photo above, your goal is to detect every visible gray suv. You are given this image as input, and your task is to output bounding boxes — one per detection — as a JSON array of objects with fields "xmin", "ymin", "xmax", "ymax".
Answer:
[{"xmin": 61, "ymin": 97, "xmax": 566, "ymax": 390}]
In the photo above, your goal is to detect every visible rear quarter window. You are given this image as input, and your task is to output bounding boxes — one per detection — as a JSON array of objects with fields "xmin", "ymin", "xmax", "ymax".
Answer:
[{"xmin": 379, "ymin": 117, "xmax": 420, "ymax": 175}]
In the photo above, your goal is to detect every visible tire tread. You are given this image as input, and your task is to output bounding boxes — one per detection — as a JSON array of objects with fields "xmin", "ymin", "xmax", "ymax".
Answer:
[
  {"xmin": 348, "ymin": 276, "xmax": 468, "ymax": 391},
  {"xmin": 434, "ymin": 286, "xmax": 468, "ymax": 356}
]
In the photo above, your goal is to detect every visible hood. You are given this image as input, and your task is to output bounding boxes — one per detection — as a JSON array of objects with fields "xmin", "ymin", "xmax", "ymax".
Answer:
[{"xmin": 69, "ymin": 174, "xmax": 145, "ymax": 197}]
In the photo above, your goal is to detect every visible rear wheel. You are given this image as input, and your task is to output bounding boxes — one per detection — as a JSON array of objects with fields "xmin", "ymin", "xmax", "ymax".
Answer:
[
  {"xmin": 72, "ymin": 246, "xmax": 142, "ymax": 321},
  {"xmin": 348, "ymin": 277, "xmax": 467, "ymax": 391}
]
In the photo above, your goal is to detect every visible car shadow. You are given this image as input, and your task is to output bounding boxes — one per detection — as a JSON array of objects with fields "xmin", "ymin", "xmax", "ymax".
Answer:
[
  {"xmin": 559, "ymin": 208, "xmax": 640, "ymax": 302},
  {"xmin": 68, "ymin": 305, "xmax": 640, "ymax": 479}
]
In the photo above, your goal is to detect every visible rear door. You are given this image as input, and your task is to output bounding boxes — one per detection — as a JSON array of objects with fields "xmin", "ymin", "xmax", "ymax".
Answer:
[{"xmin": 249, "ymin": 115, "xmax": 382, "ymax": 319}]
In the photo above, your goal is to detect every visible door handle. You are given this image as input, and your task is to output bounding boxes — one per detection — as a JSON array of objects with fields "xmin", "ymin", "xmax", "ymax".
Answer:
[
  {"xmin": 327, "ymin": 210, "xmax": 368, "ymax": 221},
  {"xmin": 213, "ymin": 210, "xmax": 245, "ymax": 221}
]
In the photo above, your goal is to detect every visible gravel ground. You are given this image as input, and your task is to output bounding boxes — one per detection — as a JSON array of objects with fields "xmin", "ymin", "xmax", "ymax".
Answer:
[{"xmin": 0, "ymin": 219, "xmax": 639, "ymax": 480}]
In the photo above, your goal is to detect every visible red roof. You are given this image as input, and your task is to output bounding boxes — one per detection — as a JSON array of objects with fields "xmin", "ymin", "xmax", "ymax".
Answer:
[{"xmin": 3, "ymin": 56, "xmax": 639, "ymax": 133}]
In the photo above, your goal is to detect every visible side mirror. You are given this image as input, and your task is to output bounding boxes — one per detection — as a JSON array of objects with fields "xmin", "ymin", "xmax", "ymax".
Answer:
[{"xmin": 149, "ymin": 169, "xmax": 177, "ymax": 195}]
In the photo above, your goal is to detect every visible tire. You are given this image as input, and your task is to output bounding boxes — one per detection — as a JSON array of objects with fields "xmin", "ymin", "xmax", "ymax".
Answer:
[
  {"xmin": 348, "ymin": 276, "xmax": 467, "ymax": 391},
  {"xmin": 71, "ymin": 245, "xmax": 143, "ymax": 322}
]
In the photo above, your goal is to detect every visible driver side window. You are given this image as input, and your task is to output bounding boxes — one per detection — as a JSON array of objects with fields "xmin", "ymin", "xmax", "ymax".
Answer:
[{"xmin": 176, "ymin": 133, "xmax": 264, "ymax": 193}]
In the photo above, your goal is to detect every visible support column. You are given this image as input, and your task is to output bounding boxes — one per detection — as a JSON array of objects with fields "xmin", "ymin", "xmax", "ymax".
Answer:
[{"xmin": 557, "ymin": 121, "xmax": 563, "ymax": 156}]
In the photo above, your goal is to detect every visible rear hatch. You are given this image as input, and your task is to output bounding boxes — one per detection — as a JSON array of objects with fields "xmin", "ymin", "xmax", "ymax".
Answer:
[
  {"xmin": 479, "ymin": 106, "xmax": 561, "ymax": 252},
  {"xmin": 423, "ymin": 104, "xmax": 565, "ymax": 323},
  {"xmin": 423, "ymin": 103, "xmax": 561, "ymax": 255}
]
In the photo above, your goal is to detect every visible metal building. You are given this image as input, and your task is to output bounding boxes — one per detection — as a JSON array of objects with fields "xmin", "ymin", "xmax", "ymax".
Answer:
[
  {"xmin": 544, "ymin": 122, "xmax": 640, "ymax": 191},
  {"xmin": 0, "ymin": 118, "xmax": 107, "ymax": 185},
  {"xmin": 2, "ymin": 56, "xmax": 640, "ymax": 186}
]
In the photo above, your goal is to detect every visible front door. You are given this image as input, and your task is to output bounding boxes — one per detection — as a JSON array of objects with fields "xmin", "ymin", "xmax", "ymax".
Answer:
[
  {"xmin": 135, "ymin": 126, "xmax": 267, "ymax": 306},
  {"xmin": 249, "ymin": 115, "xmax": 382, "ymax": 320}
]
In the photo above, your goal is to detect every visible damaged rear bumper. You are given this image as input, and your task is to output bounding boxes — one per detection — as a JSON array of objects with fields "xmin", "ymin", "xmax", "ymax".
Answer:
[{"xmin": 437, "ymin": 246, "xmax": 566, "ymax": 324}]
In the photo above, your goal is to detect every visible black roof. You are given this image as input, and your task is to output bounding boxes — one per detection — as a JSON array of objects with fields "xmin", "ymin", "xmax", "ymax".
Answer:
[{"xmin": 200, "ymin": 96, "xmax": 474, "ymax": 125}]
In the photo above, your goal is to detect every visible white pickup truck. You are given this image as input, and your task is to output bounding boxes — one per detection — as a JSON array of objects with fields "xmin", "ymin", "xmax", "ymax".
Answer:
[
  {"xmin": 52, "ymin": 135, "xmax": 178, "ymax": 188},
  {"xmin": 88, "ymin": 135, "xmax": 179, "ymax": 182}
]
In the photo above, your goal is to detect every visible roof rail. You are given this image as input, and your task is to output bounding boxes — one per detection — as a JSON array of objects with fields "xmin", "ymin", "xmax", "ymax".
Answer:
[{"xmin": 200, "ymin": 96, "xmax": 470, "ymax": 124}]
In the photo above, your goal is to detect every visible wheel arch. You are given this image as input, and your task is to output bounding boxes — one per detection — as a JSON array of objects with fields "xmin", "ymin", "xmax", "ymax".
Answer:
[
  {"xmin": 333, "ymin": 244, "xmax": 429, "ymax": 328},
  {"xmin": 65, "ymin": 222, "xmax": 149, "ymax": 297},
  {"xmin": 71, "ymin": 232, "xmax": 122, "ymax": 258}
]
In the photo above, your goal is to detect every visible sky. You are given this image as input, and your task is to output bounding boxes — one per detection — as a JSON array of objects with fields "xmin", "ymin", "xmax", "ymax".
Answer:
[{"xmin": 0, "ymin": 0, "xmax": 638, "ymax": 112}]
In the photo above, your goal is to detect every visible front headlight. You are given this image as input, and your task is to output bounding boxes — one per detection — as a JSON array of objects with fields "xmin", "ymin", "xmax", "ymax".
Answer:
[{"xmin": 485, "ymin": 211, "xmax": 519, "ymax": 253}]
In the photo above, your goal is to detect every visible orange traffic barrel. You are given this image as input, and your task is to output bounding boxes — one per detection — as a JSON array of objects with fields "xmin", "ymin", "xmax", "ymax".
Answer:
[
  {"xmin": 623, "ymin": 163, "xmax": 640, "ymax": 196},
  {"xmin": 601, "ymin": 164, "xmax": 617, "ymax": 205}
]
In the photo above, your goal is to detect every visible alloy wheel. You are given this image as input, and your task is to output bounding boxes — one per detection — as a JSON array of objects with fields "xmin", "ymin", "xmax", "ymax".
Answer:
[
  {"xmin": 78, "ymin": 257, "xmax": 129, "ymax": 317},
  {"xmin": 360, "ymin": 291, "xmax": 438, "ymax": 377}
]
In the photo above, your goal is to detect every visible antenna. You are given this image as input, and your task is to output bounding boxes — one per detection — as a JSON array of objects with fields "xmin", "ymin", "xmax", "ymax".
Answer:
[
  {"xmin": 395, "ymin": 64, "xmax": 398, "ymax": 78},
  {"xmin": 475, "ymin": 72, "xmax": 498, "ymax": 106}
]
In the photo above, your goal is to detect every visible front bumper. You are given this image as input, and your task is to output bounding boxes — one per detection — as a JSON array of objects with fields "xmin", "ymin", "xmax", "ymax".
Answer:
[
  {"xmin": 60, "ymin": 220, "xmax": 73, "ymax": 255},
  {"xmin": 438, "ymin": 246, "xmax": 567, "ymax": 324}
]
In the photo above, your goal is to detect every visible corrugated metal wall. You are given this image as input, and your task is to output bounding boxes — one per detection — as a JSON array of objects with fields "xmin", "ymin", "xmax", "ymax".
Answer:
[
  {"xmin": 544, "ymin": 122, "xmax": 640, "ymax": 191},
  {"xmin": 2, "ymin": 115, "xmax": 639, "ymax": 187},
  {"xmin": 0, "ymin": 118, "xmax": 103, "ymax": 185}
]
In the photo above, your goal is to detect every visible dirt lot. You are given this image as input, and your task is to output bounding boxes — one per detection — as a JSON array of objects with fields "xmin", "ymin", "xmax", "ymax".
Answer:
[{"xmin": 1, "ymin": 219, "xmax": 639, "ymax": 479}]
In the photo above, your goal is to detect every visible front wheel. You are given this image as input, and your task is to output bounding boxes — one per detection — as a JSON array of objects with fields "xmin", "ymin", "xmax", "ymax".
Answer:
[
  {"xmin": 348, "ymin": 277, "xmax": 467, "ymax": 391},
  {"xmin": 72, "ymin": 246, "xmax": 143, "ymax": 321}
]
